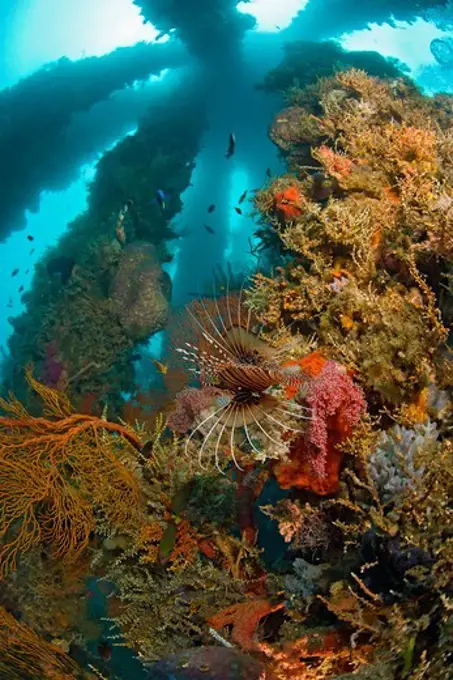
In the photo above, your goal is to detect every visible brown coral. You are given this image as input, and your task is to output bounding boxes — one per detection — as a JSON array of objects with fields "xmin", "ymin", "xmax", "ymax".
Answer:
[{"xmin": 251, "ymin": 69, "xmax": 452, "ymax": 409}]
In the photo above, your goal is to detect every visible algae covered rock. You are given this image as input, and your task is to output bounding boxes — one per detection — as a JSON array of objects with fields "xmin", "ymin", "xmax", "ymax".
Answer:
[
  {"xmin": 145, "ymin": 646, "xmax": 276, "ymax": 680},
  {"xmin": 110, "ymin": 241, "xmax": 171, "ymax": 341}
]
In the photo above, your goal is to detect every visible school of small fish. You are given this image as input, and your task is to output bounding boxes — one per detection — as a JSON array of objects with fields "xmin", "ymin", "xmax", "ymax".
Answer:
[{"xmin": 5, "ymin": 130, "xmax": 263, "ymax": 311}]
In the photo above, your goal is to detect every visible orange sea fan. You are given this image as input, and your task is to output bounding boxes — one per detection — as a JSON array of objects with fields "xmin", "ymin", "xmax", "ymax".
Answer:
[
  {"xmin": 0, "ymin": 604, "xmax": 78, "ymax": 679},
  {"xmin": 0, "ymin": 368, "xmax": 143, "ymax": 577}
]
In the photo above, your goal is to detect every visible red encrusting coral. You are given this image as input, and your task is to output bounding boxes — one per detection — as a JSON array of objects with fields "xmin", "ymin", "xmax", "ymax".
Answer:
[
  {"xmin": 274, "ymin": 355, "xmax": 366, "ymax": 494},
  {"xmin": 274, "ymin": 185, "xmax": 303, "ymax": 220}
]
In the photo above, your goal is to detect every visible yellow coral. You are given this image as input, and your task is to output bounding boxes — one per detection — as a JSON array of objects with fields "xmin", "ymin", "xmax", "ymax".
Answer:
[{"xmin": 399, "ymin": 387, "xmax": 429, "ymax": 426}]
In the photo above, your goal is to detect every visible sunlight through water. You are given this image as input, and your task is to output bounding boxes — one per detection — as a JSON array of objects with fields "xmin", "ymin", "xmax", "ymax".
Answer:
[
  {"xmin": 238, "ymin": 0, "xmax": 307, "ymax": 32},
  {"xmin": 6, "ymin": 0, "xmax": 158, "ymax": 83},
  {"xmin": 341, "ymin": 18, "xmax": 445, "ymax": 73}
]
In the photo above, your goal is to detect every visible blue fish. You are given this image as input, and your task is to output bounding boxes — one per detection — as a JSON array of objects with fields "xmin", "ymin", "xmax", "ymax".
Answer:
[{"xmin": 156, "ymin": 189, "xmax": 167, "ymax": 212}]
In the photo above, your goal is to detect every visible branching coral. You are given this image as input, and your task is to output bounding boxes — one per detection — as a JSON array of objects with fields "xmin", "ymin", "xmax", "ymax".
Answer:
[
  {"xmin": 233, "ymin": 68, "xmax": 453, "ymax": 680},
  {"xmin": 3, "ymin": 66, "xmax": 451, "ymax": 680},
  {"xmin": 307, "ymin": 424, "xmax": 453, "ymax": 678},
  {"xmin": 0, "ymin": 368, "xmax": 143, "ymax": 576},
  {"xmin": 397, "ymin": 438, "xmax": 453, "ymax": 608},
  {"xmin": 103, "ymin": 555, "xmax": 246, "ymax": 661},
  {"xmin": 252, "ymin": 70, "xmax": 453, "ymax": 410},
  {"xmin": 2, "ymin": 548, "xmax": 91, "ymax": 653},
  {"xmin": 368, "ymin": 421, "xmax": 438, "ymax": 505},
  {"xmin": 261, "ymin": 500, "xmax": 331, "ymax": 554}
]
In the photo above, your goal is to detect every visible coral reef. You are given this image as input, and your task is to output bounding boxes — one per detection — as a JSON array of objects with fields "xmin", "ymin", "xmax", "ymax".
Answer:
[
  {"xmin": 368, "ymin": 421, "xmax": 438, "ymax": 504},
  {"xmin": 3, "ymin": 67, "xmax": 453, "ymax": 680},
  {"xmin": 253, "ymin": 69, "xmax": 452, "ymax": 412},
  {"xmin": 0, "ymin": 369, "xmax": 143, "ymax": 576},
  {"xmin": 0, "ymin": 604, "xmax": 80, "ymax": 680},
  {"xmin": 273, "ymin": 358, "xmax": 366, "ymax": 493}
]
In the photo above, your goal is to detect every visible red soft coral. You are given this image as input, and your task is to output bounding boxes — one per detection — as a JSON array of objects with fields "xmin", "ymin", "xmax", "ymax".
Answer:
[{"xmin": 274, "ymin": 185, "xmax": 303, "ymax": 220}]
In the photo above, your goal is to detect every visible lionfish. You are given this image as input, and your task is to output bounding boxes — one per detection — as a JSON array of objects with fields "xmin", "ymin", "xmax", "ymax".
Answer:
[{"xmin": 174, "ymin": 287, "xmax": 310, "ymax": 471}]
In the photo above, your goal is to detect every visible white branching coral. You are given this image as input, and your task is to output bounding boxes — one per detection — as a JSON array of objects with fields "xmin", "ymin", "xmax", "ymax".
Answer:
[{"xmin": 368, "ymin": 420, "xmax": 439, "ymax": 505}]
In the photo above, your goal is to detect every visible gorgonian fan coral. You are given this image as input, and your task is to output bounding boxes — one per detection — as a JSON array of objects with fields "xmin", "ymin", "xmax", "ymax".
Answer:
[
  {"xmin": 5, "ymin": 65, "xmax": 453, "ymax": 680},
  {"xmin": 0, "ymin": 367, "xmax": 143, "ymax": 577},
  {"xmin": 0, "ymin": 605, "xmax": 78, "ymax": 680}
]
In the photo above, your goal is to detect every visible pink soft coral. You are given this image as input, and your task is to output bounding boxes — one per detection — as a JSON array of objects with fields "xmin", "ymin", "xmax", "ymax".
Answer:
[
  {"xmin": 167, "ymin": 386, "xmax": 225, "ymax": 434},
  {"xmin": 306, "ymin": 361, "xmax": 366, "ymax": 476},
  {"xmin": 274, "ymin": 360, "xmax": 366, "ymax": 494}
]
